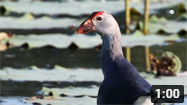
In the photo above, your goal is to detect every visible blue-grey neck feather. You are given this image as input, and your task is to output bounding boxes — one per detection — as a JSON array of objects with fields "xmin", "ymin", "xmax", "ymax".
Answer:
[
  {"xmin": 98, "ymin": 28, "xmax": 124, "ymax": 78},
  {"xmin": 96, "ymin": 13, "xmax": 152, "ymax": 104},
  {"xmin": 101, "ymin": 32, "xmax": 123, "ymax": 59}
]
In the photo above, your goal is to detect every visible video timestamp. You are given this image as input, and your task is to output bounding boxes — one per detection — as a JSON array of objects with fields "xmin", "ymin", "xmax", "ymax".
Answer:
[{"xmin": 151, "ymin": 85, "xmax": 184, "ymax": 103}]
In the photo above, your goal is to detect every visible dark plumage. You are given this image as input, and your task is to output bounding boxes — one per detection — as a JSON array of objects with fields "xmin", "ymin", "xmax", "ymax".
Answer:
[{"xmin": 77, "ymin": 11, "xmax": 154, "ymax": 105}]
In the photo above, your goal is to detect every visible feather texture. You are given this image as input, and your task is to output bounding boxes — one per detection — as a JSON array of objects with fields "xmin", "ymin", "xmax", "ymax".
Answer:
[
  {"xmin": 77, "ymin": 11, "xmax": 154, "ymax": 105},
  {"xmin": 96, "ymin": 12, "xmax": 152, "ymax": 105}
]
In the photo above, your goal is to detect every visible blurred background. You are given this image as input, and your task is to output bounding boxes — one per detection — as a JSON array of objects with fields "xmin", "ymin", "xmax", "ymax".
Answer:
[{"xmin": 0, "ymin": 0, "xmax": 186, "ymax": 105}]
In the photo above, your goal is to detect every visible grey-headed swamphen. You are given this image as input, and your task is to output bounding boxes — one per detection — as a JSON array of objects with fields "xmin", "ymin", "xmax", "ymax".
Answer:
[{"xmin": 77, "ymin": 11, "xmax": 158, "ymax": 105}]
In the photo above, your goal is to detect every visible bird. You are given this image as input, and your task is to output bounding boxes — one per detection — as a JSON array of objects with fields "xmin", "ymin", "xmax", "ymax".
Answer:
[{"xmin": 77, "ymin": 11, "xmax": 156, "ymax": 105}]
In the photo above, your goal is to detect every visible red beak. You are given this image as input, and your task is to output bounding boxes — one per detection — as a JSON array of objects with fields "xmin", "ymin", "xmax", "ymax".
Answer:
[{"xmin": 77, "ymin": 19, "xmax": 94, "ymax": 34}]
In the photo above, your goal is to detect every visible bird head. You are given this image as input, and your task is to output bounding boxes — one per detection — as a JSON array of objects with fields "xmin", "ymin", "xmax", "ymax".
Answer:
[{"xmin": 77, "ymin": 11, "xmax": 120, "ymax": 37}]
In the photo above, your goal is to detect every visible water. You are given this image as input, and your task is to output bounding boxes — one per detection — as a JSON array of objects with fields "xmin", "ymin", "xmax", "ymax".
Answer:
[{"xmin": 0, "ymin": 0, "xmax": 187, "ymax": 105}]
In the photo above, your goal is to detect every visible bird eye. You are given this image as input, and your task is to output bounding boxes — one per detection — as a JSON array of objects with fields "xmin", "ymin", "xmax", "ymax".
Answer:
[{"xmin": 96, "ymin": 16, "xmax": 103, "ymax": 21}]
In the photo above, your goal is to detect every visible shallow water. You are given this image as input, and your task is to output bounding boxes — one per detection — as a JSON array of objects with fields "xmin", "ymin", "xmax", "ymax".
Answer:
[
  {"xmin": 0, "ymin": 0, "xmax": 187, "ymax": 105},
  {"xmin": 1, "ymin": 95, "xmax": 187, "ymax": 105},
  {"xmin": 1, "ymin": 67, "xmax": 187, "ymax": 105},
  {"xmin": 1, "ymin": 41, "xmax": 186, "ymax": 71}
]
